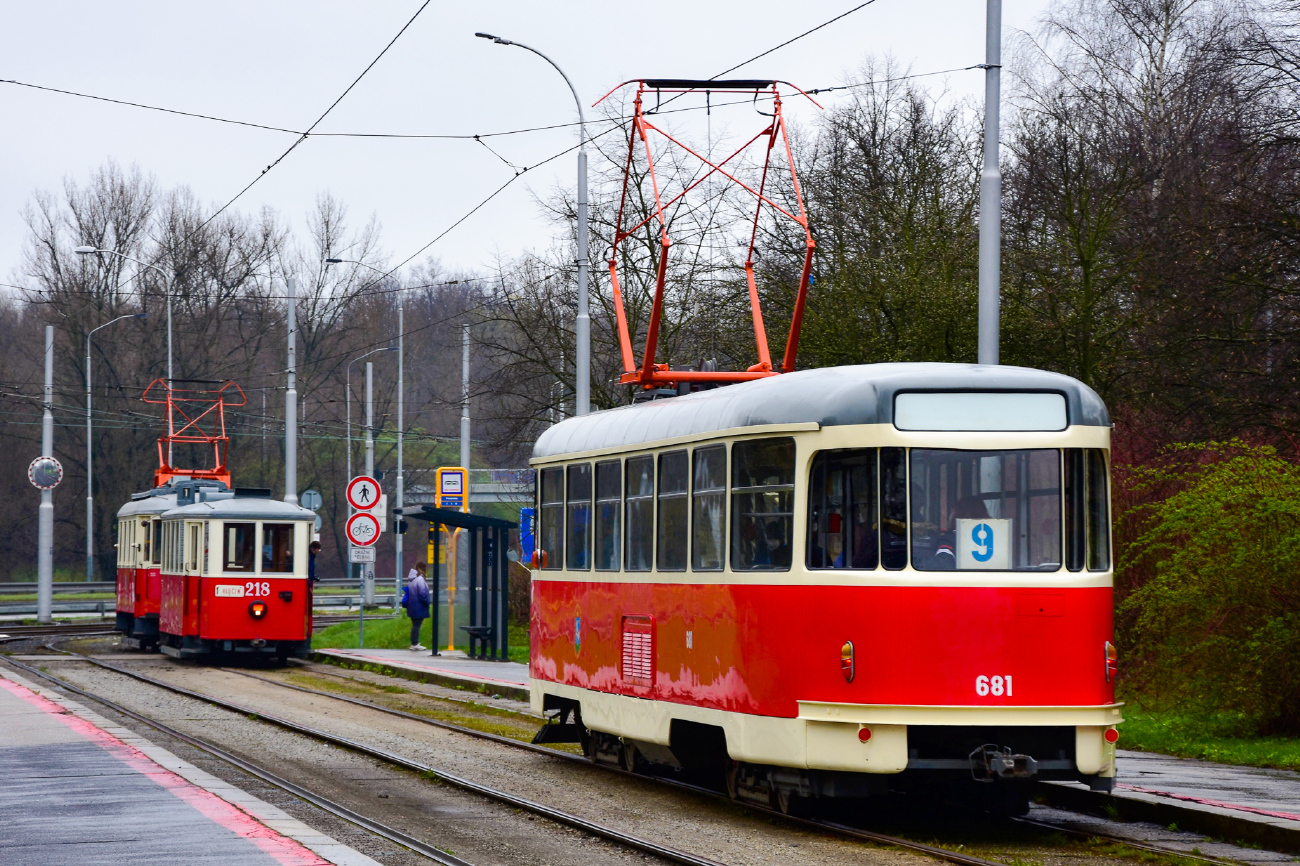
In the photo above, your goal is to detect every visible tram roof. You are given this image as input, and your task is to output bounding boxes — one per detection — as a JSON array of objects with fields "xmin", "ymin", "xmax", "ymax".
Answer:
[
  {"xmin": 117, "ymin": 494, "xmax": 177, "ymax": 518},
  {"xmin": 162, "ymin": 497, "xmax": 315, "ymax": 522},
  {"xmin": 532, "ymin": 363, "xmax": 1108, "ymax": 460}
]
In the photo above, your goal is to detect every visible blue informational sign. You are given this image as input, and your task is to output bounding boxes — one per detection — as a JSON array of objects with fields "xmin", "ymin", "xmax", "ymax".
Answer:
[{"xmin": 519, "ymin": 507, "xmax": 536, "ymax": 562}]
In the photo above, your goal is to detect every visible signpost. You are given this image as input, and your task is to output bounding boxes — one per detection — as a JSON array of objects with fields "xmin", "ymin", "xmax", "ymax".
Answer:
[
  {"xmin": 347, "ymin": 474, "xmax": 382, "ymax": 646},
  {"xmin": 300, "ymin": 489, "xmax": 322, "ymax": 511},
  {"xmin": 433, "ymin": 467, "xmax": 469, "ymax": 651}
]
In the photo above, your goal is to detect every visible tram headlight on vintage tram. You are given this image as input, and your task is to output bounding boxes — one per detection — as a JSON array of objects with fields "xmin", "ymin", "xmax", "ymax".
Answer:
[
  {"xmin": 1104, "ymin": 640, "xmax": 1118, "ymax": 682},
  {"xmin": 248, "ymin": 600, "xmax": 268, "ymax": 619},
  {"xmin": 840, "ymin": 640, "xmax": 855, "ymax": 683}
]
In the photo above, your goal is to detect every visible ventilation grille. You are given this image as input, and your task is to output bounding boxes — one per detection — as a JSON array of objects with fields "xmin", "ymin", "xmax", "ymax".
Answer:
[{"xmin": 622, "ymin": 616, "xmax": 654, "ymax": 686}]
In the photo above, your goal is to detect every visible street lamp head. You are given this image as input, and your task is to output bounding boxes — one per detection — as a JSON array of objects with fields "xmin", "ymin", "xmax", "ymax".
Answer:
[
  {"xmin": 73, "ymin": 246, "xmax": 99, "ymax": 255},
  {"xmin": 475, "ymin": 31, "xmax": 511, "ymax": 45},
  {"xmin": 133, "ymin": 312, "xmax": 148, "ymax": 320},
  {"xmin": 325, "ymin": 258, "xmax": 344, "ymax": 265}
]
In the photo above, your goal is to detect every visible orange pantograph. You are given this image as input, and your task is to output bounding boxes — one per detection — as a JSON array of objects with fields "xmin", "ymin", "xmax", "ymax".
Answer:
[
  {"xmin": 141, "ymin": 379, "xmax": 246, "ymax": 488},
  {"xmin": 595, "ymin": 79, "xmax": 821, "ymax": 389}
]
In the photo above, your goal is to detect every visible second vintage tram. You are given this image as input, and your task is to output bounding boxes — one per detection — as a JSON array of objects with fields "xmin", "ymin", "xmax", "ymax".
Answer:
[{"xmin": 528, "ymin": 363, "xmax": 1120, "ymax": 814}]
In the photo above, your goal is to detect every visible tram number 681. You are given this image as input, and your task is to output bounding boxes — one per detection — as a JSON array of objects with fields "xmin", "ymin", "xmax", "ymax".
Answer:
[{"xmin": 975, "ymin": 675, "xmax": 1013, "ymax": 697}]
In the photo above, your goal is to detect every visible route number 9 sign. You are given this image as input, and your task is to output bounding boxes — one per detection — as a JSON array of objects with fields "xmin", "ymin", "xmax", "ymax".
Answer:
[
  {"xmin": 956, "ymin": 518, "xmax": 1010, "ymax": 570},
  {"xmin": 346, "ymin": 512, "xmax": 381, "ymax": 547}
]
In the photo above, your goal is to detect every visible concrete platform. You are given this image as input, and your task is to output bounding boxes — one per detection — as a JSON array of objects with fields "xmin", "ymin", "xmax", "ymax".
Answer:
[
  {"xmin": 1042, "ymin": 749, "xmax": 1300, "ymax": 853},
  {"xmin": 0, "ymin": 668, "xmax": 379, "ymax": 866},
  {"xmin": 314, "ymin": 648, "xmax": 529, "ymax": 700}
]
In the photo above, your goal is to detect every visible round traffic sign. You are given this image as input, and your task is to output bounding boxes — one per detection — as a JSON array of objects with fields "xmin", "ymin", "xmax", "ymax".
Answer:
[
  {"xmin": 346, "ymin": 512, "xmax": 381, "ymax": 547},
  {"xmin": 301, "ymin": 488, "xmax": 323, "ymax": 511},
  {"xmin": 28, "ymin": 456, "xmax": 63, "ymax": 490},
  {"xmin": 347, "ymin": 475, "xmax": 381, "ymax": 510}
]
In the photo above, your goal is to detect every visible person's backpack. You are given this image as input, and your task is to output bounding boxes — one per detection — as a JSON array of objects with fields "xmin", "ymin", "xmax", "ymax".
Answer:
[{"xmin": 400, "ymin": 585, "xmax": 410, "ymax": 608}]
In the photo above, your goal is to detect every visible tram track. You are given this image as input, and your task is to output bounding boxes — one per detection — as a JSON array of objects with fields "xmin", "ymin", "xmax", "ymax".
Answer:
[
  {"xmin": 22, "ymin": 644, "xmax": 1255, "ymax": 866},
  {"xmin": 218, "ymin": 664, "xmax": 1252, "ymax": 866},
  {"xmin": 29, "ymin": 645, "xmax": 1110, "ymax": 866},
  {"xmin": 6, "ymin": 651, "xmax": 736, "ymax": 866}
]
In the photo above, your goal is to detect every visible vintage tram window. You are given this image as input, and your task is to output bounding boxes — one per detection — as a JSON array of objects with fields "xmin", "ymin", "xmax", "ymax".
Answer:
[
  {"xmin": 187, "ymin": 523, "xmax": 202, "ymax": 573},
  {"xmin": 262, "ymin": 523, "xmax": 295, "ymax": 573},
  {"xmin": 538, "ymin": 467, "xmax": 564, "ymax": 570},
  {"xmin": 731, "ymin": 437, "xmax": 795, "ymax": 571},
  {"xmin": 594, "ymin": 460, "xmax": 621, "ymax": 571},
  {"xmin": 692, "ymin": 445, "xmax": 726, "ymax": 571},
  {"xmin": 657, "ymin": 450, "xmax": 689, "ymax": 571},
  {"xmin": 880, "ymin": 447, "xmax": 908, "ymax": 569},
  {"xmin": 909, "ymin": 449, "xmax": 1062, "ymax": 571},
  {"xmin": 224, "ymin": 522, "xmax": 256, "ymax": 572},
  {"xmin": 566, "ymin": 464, "xmax": 593, "ymax": 570},
  {"xmin": 625, "ymin": 456, "xmax": 654, "ymax": 572},
  {"xmin": 141, "ymin": 520, "xmax": 151, "ymax": 564},
  {"xmin": 1064, "ymin": 449, "xmax": 1086, "ymax": 571},
  {"xmin": 1086, "ymin": 449, "xmax": 1110, "ymax": 571},
  {"xmin": 151, "ymin": 519, "xmax": 162, "ymax": 565},
  {"xmin": 808, "ymin": 449, "xmax": 879, "ymax": 570}
]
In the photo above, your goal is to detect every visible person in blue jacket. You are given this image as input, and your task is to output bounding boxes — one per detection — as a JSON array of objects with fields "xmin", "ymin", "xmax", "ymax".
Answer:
[{"xmin": 405, "ymin": 562, "xmax": 430, "ymax": 651}]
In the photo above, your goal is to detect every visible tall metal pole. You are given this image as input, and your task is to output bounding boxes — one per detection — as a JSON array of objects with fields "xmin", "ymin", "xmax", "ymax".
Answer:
[
  {"xmin": 395, "ymin": 296, "xmax": 404, "ymax": 611},
  {"xmin": 38, "ymin": 326, "xmax": 54, "ymax": 624},
  {"xmin": 285, "ymin": 277, "xmax": 298, "ymax": 504},
  {"xmin": 475, "ymin": 34, "xmax": 588, "ymax": 414},
  {"xmin": 85, "ymin": 313, "xmax": 139, "ymax": 582},
  {"xmin": 460, "ymin": 324, "xmax": 470, "ymax": 472},
  {"xmin": 364, "ymin": 361, "xmax": 375, "ymax": 606},
  {"xmin": 978, "ymin": 0, "xmax": 1003, "ymax": 366}
]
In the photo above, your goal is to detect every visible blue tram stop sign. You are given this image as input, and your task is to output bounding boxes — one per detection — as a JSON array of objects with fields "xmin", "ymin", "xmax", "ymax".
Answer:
[{"xmin": 301, "ymin": 489, "xmax": 323, "ymax": 511}]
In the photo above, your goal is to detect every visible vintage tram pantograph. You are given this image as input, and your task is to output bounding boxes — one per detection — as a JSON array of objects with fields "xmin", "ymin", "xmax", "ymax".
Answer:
[
  {"xmin": 528, "ymin": 81, "xmax": 1119, "ymax": 817},
  {"xmin": 115, "ymin": 380, "xmax": 316, "ymax": 660}
]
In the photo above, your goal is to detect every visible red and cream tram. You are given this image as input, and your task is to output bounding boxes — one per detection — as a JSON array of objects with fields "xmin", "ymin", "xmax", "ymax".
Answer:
[
  {"xmin": 528, "ymin": 363, "xmax": 1120, "ymax": 814},
  {"xmin": 154, "ymin": 488, "xmax": 316, "ymax": 662},
  {"xmin": 115, "ymin": 490, "xmax": 174, "ymax": 649}
]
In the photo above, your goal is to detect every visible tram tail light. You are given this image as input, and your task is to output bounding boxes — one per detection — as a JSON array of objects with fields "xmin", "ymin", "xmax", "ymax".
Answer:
[
  {"xmin": 1105, "ymin": 641, "xmax": 1118, "ymax": 682},
  {"xmin": 840, "ymin": 640, "xmax": 855, "ymax": 683},
  {"xmin": 858, "ymin": 726, "xmax": 872, "ymax": 743},
  {"xmin": 248, "ymin": 601, "xmax": 268, "ymax": 619},
  {"xmin": 1104, "ymin": 727, "xmax": 1119, "ymax": 744}
]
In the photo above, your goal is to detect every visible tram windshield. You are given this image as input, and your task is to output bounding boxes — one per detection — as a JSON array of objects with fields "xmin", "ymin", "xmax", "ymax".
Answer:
[{"xmin": 910, "ymin": 449, "xmax": 1061, "ymax": 571}]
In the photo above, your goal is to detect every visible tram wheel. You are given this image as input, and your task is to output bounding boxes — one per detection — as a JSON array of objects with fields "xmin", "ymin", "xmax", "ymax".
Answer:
[
  {"xmin": 725, "ymin": 761, "xmax": 741, "ymax": 800},
  {"xmin": 619, "ymin": 741, "xmax": 640, "ymax": 773}
]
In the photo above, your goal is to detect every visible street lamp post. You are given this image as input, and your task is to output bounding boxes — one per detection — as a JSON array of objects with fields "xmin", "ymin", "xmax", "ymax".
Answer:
[
  {"xmin": 85, "ymin": 312, "xmax": 146, "ymax": 582},
  {"xmin": 476, "ymin": 32, "xmax": 590, "ymax": 416}
]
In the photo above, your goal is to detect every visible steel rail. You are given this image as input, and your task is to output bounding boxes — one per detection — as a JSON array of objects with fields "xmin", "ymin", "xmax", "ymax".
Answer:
[
  {"xmin": 0, "ymin": 623, "xmax": 115, "ymax": 641},
  {"xmin": 0, "ymin": 655, "xmax": 473, "ymax": 866},
  {"xmin": 224, "ymin": 667, "xmax": 1250, "ymax": 866},
  {"xmin": 24, "ymin": 652, "xmax": 731, "ymax": 866},
  {"xmin": 146, "ymin": 661, "xmax": 1009, "ymax": 866}
]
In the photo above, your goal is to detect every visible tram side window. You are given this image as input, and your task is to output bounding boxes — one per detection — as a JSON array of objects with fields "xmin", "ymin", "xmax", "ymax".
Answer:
[
  {"xmin": 262, "ymin": 523, "xmax": 295, "ymax": 573},
  {"xmin": 880, "ymin": 448, "xmax": 908, "ymax": 570},
  {"xmin": 625, "ymin": 456, "xmax": 654, "ymax": 572},
  {"xmin": 151, "ymin": 519, "xmax": 162, "ymax": 566},
  {"xmin": 658, "ymin": 451, "xmax": 689, "ymax": 571},
  {"xmin": 224, "ymin": 522, "xmax": 256, "ymax": 572},
  {"xmin": 1086, "ymin": 449, "xmax": 1110, "ymax": 571},
  {"xmin": 808, "ymin": 450, "xmax": 879, "ymax": 569},
  {"xmin": 566, "ymin": 464, "xmax": 592, "ymax": 570},
  {"xmin": 141, "ymin": 520, "xmax": 151, "ymax": 565},
  {"xmin": 692, "ymin": 445, "xmax": 726, "ymax": 571},
  {"xmin": 594, "ymin": 460, "xmax": 621, "ymax": 571},
  {"xmin": 538, "ymin": 468, "xmax": 564, "ymax": 570},
  {"xmin": 731, "ymin": 438, "xmax": 795, "ymax": 571}
]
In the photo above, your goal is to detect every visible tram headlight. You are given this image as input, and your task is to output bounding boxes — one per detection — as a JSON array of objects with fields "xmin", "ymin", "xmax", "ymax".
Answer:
[
  {"xmin": 248, "ymin": 600, "xmax": 268, "ymax": 619},
  {"xmin": 1104, "ymin": 640, "xmax": 1118, "ymax": 682},
  {"xmin": 840, "ymin": 640, "xmax": 855, "ymax": 683}
]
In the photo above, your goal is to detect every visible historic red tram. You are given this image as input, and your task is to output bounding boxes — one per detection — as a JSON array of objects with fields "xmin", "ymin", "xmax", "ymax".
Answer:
[
  {"xmin": 528, "ymin": 363, "xmax": 1120, "ymax": 814},
  {"xmin": 114, "ymin": 489, "xmax": 176, "ymax": 648},
  {"xmin": 155, "ymin": 489, "xmax": 316, "ymax": 662}
]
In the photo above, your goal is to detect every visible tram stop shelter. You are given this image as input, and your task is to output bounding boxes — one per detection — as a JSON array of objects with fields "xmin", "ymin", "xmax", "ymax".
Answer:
[{"xmin": 404, "ymin": 506, "xmax": 516, "ymax": 661}]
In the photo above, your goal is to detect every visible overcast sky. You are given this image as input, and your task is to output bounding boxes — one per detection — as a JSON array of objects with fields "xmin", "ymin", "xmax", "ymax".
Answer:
[{"xmin": 0, "ymin": 1, "xmax": 1055, "ymax": 287}]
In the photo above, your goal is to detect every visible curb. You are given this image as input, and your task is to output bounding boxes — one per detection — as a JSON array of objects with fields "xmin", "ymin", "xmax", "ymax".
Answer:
[
  {"xmin": 309, "ymin": 651, "xmax": 531, "ymax": 703},
  {"xmin": 1036, "ymin": 780, "xmax": 1300, "ymax": 854}
]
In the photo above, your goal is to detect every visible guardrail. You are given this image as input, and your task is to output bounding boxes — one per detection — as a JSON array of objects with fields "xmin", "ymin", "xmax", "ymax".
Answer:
[{"xmin": 0, "ymin": 582, "xmax": 117, "ymax": 595}]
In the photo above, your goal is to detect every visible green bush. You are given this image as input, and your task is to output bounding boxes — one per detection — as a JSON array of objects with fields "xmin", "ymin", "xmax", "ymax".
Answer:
[{"xmin": 1120, "ymin": 442, "xmax": 1300, "ymax": 735}]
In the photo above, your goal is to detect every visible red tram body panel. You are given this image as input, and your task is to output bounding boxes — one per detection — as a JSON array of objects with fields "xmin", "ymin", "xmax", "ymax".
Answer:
[{"xmin": 528, "ymin": 364, "xmax": 1122, "ymax": 813}]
